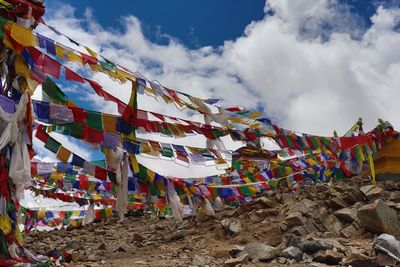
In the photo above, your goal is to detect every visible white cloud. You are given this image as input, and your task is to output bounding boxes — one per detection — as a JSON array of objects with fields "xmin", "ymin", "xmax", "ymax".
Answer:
[
  {"xmin": 31, "ymin": 1, "xmax": 400, "ymax": 175},
  {"xmin": 37, "ymin": 1, "xmax": 400, "ymax": 137}
]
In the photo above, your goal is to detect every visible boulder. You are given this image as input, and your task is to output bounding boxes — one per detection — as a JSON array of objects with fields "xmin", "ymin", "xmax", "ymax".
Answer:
[
  {"xmin": 343, "ymin": 187, "xmax": 365, "ymax": 204},
  {"xmin": 357, "ymin": 200, "xmax": 400, "ymax": 239},
  {"xmin": 322, "ymin": 214, "xmax": 345, "ymax": 235},
  {"xmin": 281, "ymin": 246, "xmax": 303, "ymax": 262},
  {"xmin": 334, "ymin": 204, "xmax": 361, "ymax": 223},
  {"xmin": 288, "ymin": 198, "xmax": 318, "ymax": 214},
  {"xmin": 313, "ymin": 250, "xmax": 343, "ymax": 265},
  {"xmin": 360, "ymin": 185, "xmax": 384, "ymax": 200},
  {"xmin": 238, "ymin": 242, "xmax": 279, "ymax": 261},
  {"xmin": 285, "ymin": 212, "xmax": 307, "ymax": 226},
  {"xmin": 341, "ymin": 224, "xmax": 363, "ymax": 238},
  {"xmin": 374, "ymin": 234, "xmax": 400, "ymax": 262},
  {"xmin": 308, "ymin": 206, "xmax": 329, "ymax": 224},
  {"xmin": 224, "ymin": 254, "xmax": 249, "ymax": 267},
  {"xmin": 330, "ymin": 196, "xmax": 349, "ymax": 209}
]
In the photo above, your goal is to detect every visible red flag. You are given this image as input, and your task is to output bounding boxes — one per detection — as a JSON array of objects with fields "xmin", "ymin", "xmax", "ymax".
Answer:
[
  {"xmin": 35, "ymin": 125, "xmax": 48, "ymax": 143},
  {"xmin": 42, "ymin": 55, "xmax": 61, "ymax": 78},
  {"xmin": 94, "ymin": 167, "xmax": 107, "ymax": 181},
  {"xmin": 80, "ymin": 52, "xmax": 98, "ymax": 65},
  {"xmin": 65, "ymin": 67, "xmax": 84, "ymax": 83}
]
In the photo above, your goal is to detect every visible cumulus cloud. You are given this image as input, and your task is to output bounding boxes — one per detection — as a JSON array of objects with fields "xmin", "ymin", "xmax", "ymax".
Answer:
[
  {"xmin": 36, "ymin": 0, "xmax": 400, "ymax": 137},
  {"xmin": 31, "ymin": 0, "xmax": 400, "ymax": 176}
]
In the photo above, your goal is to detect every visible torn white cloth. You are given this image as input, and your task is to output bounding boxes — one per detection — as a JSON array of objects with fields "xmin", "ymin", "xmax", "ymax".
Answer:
[
  {"xmin": 83, "ymin": 203, "xmax": 95, "ymax": 226},
  {"xmin": 0, "ymin": 92, "xmax": 31, "ymax": 200}
]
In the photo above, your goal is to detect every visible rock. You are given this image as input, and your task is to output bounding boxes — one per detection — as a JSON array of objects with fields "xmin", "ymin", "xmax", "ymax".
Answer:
[
  {"xmin": 322, "ymin": 214, "xmax": 344, "ymax": 235},
  {"xmin": 238, "ymin": 242, "xmax": 279, "ymax": 261},
  {"xmin": 228, "ymin": 245, "xmax": 245, "ymax": 257},
  {"xmin": 192, "ymin": 255, "xmax": 206, "ymax": 266},
  {"xmin": 341, "ymin": 224, "xmax": 362, "ymax": 238},
  {"xmin": 360, "ymin": 185, "xmax": 384, "ymax": 200},
  {"xmin": 322, "ymin": 232, "xmax": 337, "ymax": 238},
  {"xmin": 289, "ymin": 198, "xmax": 318, "ymax": 214},
  {"xmin": 389, "ymin": 191, "xmax": 400, "ymax": 201},
  {"xmin": 334, "ymin": 206, "xmax": 359, "ymax": 223},
  {"xmin": 309, "ymin": 206, "xmax": 329, "ymax": 224},
  {"xmin": 343, "ymin": 187, "xmax": 365, "ymax": 204},
  {"xmin": 254, "ymin": 208, "xmax": 278, "ymax": 217},
  {"xmin": 281, "ymin": 246, "xmax": 303, "ymax": 262},
  {"xmin": 132, "ymin": 233, "xmax": 145, "ymax": 242},
  {"xmin": 97, "ymin": 242, "xmax": 106, "ymax": 250},
  {"xmin": 223, "ymin": 254, "xmax": 249, "ymax": 267},
  {"xmin": 274, "ymin": 257, "xmax": 287, "ymax": 264},
  {"xmin": 87, "ymin": 254, "xmax": 98, "ymax": 262},
  {"xmin": 329, "ymin": 196, "xmax": 349, "ymax": 209},
  {"xmin": 374, "ymin": 234, "xmax": 400, "ymax": 262},
  {"xmin": 366, "ymin": 187, "xmax": 384, "ymax": 200},
  {"xmin": 302, "ymin": 252, "xmax": 313, "ymax": 263},
  {"xmin": 376, "ymin": 252, "xmax": 397, "ymax": 267},
  {"xmin": 164, "ymin": 229, "xmax": 195, "ymax": 241},
  {"xmin": 286, "ymin": 234, "xmax": 301, "ymax": 248},
  {"xmin": 358, "ymin": 200, "xmax": 400, "ymax": 239},
  {"xmin": 344, "ymin": 258, "xmax": 377, "ymax": 267},
  {"xmin": 285, "ymin": 212, "xmax": 307, "ymax": 226},
  {"xmin": 113, "ymin": 244, "xmax": 129, "ymax": 252},
  {"xmin": 360, "ymin": 185, "xmax": 376, "ymax": 195},
  {"xmin": 299, "ymin": 240, "xmax": 333, "ymax": 254},
  {"xmin": 67, "ymin": 240, "xmax": 84, "ymax": 250},
  {"xmin": 177, "ymin": 220, "xmax": 190, "ymax": 230},
  {"xmin": 313, "ymin": 250, "xmax": 343, "ymax": 265},
  {"xmin": 221, "ymin": 219, "xmax": 242, "ymax": 234},
  {"xmin": 254, "ymin": 197, "xmax": 275, "ymax": 208},
  {"xmin": 387, "ymin": 201, "xmax": 400, "ymax": 212},
  {"xmin": 291, "ymin": 226, "xmax": 309, "ymax": 236},
  {"xmin": 279, "ymin": 222, "xmax": 289, "ymax": 232}
]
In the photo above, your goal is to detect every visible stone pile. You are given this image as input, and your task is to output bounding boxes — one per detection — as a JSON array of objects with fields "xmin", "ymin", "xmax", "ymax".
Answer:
[{"xmin": 25, "ymin": 178, "xmax": 400, "ymax": 266}]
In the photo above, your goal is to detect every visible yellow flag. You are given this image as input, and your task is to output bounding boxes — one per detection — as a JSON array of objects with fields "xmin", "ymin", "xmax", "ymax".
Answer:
[
  {"xmin": 247, "ymin": 112, "xmax": 263, "ymax": 119},
  {"xmin": 130, "ymin": 154, "xmax": 139, "ymax": 173},
  {"xmin": 37, "ymin": 211, "xmax": 45, "ymax": 220},
  {"xmin": 55, "ymin": 44, "xmax": 66, "ymax": 59},
  {"xmin": 367, "ymin": 146, "xmax": 376, "ymax": 185},
  {"xmin": 15, "ymin": 227, "xmax": 24, "ymax": 246},
  {"xmin": 85, "ymin": 46, "xmax": 97, "ymax": 58},
  {"xmin": 0, "ymin": 215, "xmax": 11, "ymax": 235},
  {"xmin": 11, "ymin": 24, "xmax": 37, "ymax": 47},
  {"xmin": 147, "ymin": 169, "xmax": 155, "ymax": 182},
  {"xmin": 67, "ymin": 51, "xmax": 83, "ymax": 64},
  {"xmin": 105, "ymin": 208, "xmax": 113, "ymax": 217}
]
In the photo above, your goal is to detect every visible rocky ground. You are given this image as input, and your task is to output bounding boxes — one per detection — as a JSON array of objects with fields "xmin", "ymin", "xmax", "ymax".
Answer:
[{"xmin": 25, "ymin": 176, "xmax": 400, "ymax": 266}]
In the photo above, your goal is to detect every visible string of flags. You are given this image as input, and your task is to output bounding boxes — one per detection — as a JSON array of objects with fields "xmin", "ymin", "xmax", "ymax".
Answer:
[{"xmin": 0, "ymin": 1, "xmax": 397, "ymax": 231}]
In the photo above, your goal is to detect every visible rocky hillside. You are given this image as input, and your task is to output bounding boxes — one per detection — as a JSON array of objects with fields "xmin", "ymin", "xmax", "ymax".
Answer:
[{"xmin": 25, "ymin": 176, "xmax": 400, "ymax": 266}]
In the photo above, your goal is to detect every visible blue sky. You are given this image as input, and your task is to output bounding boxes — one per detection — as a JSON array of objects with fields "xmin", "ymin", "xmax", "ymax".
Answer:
[
  {"xmin": 47, "ymin": 0, "xmax": 266, "ymax": 49},
  {"xmin": 47, "ymin": 0, "xmax": 400, "ymax": 49}
]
